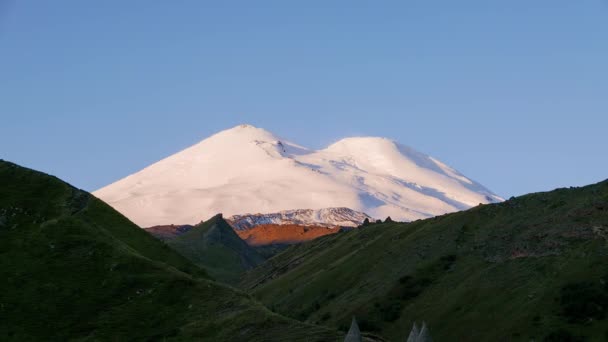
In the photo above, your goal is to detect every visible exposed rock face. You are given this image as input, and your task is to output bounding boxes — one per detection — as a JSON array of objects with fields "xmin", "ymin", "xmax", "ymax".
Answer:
[
  {"xmin": 227, "ymin": 207, "xmax": 372, "ymax": 231},
  {"xmin": 144, "ymin": 208, "xmax": 368, "ymax": 247},
  {"xmin": 344, "ymin": 317, "xmax": 362, "ymax": 342},
  {"xmin": 234, "ymin": 223, "xmax": 338, "ymax": 246}
]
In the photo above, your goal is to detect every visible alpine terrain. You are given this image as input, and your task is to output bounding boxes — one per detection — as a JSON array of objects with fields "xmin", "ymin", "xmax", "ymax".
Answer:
[
  {"xmin": 226, "ymin": 207, "xmax": 372, "ymax": 246},
  {"xmin": 94, "ymin": 124, "xmax": 503, "ymax": 227},
  {"xmin": 227, "ymin": 207, "xmax": 372, "ymax": 230},
  {"xmin": 162, "ymin": 214, "xmax": 265, "ymax": 284}
]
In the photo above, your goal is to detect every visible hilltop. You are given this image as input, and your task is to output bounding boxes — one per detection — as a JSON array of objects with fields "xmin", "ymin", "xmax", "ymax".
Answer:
[
  {"xmin": 163, "ymin": 214, "xmax": 265, "ymax": 284},
  {"xmin": 241, "ymin": 179, "xmax": 608, "ymax": 341},
  {"xmin": 0, "ymin": 160, "xmax": 340, "ymax": 341}
]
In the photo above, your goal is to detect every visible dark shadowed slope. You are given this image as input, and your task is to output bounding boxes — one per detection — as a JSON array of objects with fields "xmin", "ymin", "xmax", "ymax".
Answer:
[
  {"xmin": 165, "ymin": 214, "xmax": 265, "ymax": 284},
  {"xmin": 0, "ymin": 160, "xmax": 340, "ymax": 341},
  {"xmin": 144, "ymin": 224, "xmax": 194, "ymax": 240},
  {"xmin": 242, "ymin": 180, "xmax": 608, "ymax": 341}
]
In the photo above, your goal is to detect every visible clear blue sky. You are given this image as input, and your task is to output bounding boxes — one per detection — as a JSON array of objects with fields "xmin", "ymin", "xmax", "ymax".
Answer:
[{"xmin": 1, "ymin": 1, "xmax": 607, "ymax": 197}]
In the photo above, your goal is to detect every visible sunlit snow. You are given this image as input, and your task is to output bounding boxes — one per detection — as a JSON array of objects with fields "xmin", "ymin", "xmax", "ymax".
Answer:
[{"xmin": 94, "ymin": 124, "xmax": 503, "ymax": 227}]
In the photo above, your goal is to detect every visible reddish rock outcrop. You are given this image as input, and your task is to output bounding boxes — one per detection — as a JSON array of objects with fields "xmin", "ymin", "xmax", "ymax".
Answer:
[{"xmin": 234, "ymin": 224, "xmax": 340, "ymax": 246}]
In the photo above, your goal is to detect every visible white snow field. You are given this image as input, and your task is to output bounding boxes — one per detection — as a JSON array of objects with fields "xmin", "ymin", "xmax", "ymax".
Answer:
[{"xmin": 94, "ymin": 124, "xmax": 503, "ymax": 227}]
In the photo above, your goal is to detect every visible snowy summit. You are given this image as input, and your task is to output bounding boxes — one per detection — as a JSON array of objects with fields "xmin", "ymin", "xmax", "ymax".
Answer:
[{"xmin": 94, "ymin": 124, "xmax": 503, "ymax": 227}]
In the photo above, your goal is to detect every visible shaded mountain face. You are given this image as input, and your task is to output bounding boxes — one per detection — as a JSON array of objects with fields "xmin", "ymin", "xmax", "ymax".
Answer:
[
  {"xmin": 145, "ymin": 224, "xmax": 194, "ymax": 240},
  {"xmin": 0, "ymin": 160, "xmax": 340, "ymax": 341},
  {"xmin": 225, "ymin": 207, "xmax": 372, "ymax": 246},
  {"xmin": 241, "ymin": 179, "xmax": 608, "ymax": 341},
  {"xmin": 164, "ymin": 214, "xmax": 265, "ymax": 284},
  {"xmin": 146, "ymin": 208, "xmax": 370, "ymax": 249},
  {"xmin": 143, "ymin": 217, "xmax": 284, "ymax": 281},
  {"xmin": 94, "ymin": 124, "xmax": 502, "ymax": 227}
]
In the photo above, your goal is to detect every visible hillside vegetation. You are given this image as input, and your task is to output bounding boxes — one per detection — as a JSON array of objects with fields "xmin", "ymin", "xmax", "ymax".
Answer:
[
  {"xmin": 166, "ymin": 214, "xmax": 265, "ymax": 284},
  {"xmin": 242, "ymin": 180, "xmax": 608, "ymax": 341},
  {"xmin": 0, "ymin": 160, "xmax": 340, "ymax": 341}
]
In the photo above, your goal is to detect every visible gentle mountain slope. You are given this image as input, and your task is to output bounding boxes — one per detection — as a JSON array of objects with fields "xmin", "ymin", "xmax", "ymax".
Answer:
[
  {"xmin": 94, "ymin": 124, "xmax": 502, "ymax": 227},
  {"xmin": 241, "ymin": 180, "xmax": 608, "ymax": 341},
  {"xmin": 164, "ymin": 214, "xmax": 265, "ymax": 284},
  {"xmin": 0, "ymin": 160, "xmax": 340, "ymax": 341}
]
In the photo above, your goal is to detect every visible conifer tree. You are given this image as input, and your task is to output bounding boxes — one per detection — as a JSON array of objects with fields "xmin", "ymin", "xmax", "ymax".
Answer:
[
  {"xmin": 406, "ymin": 322, "xmax": 420, "ymax": 342},
  {"xmin": 418, "ymin": 321, "xmax": 433, "ymax": 342},
  {"xmin": 344, "ymin": 317, "xmax": 362, "ymax": 342}
]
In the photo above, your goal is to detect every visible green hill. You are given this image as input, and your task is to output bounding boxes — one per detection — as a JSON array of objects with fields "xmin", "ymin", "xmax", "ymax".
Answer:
[
  {"xmin": 242, "ymin": 180, "xmax": 608, "ymax": 341},
  {"xmin": 166, "ymin": 214, "xmax": 265, "ymax": 284},
  {"xmin": 0, "ymin": 160, "xmax": 340, "ymax": 341}
]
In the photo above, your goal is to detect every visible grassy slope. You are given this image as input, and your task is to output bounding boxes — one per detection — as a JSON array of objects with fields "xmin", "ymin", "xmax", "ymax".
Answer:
[
  {"xmin": 167, "ymin": 214, "xmax": 265, "ymax": 284},
  {"xmin": 242, "ymin": 180, "xmax": 608, "ymax": 341},
  {"xmin": 0, "ymin": 160, "xmax": 340, "ymax": 341}
]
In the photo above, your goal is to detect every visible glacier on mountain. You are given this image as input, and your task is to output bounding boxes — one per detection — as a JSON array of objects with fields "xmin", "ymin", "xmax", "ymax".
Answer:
[{"xmin": 94, "ymin": 124, "xmax": 503, "ymax": 227}]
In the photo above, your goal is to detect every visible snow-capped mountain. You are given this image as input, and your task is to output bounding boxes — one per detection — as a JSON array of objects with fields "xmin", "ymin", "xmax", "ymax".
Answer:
[
  {"xmin": 227, "ymin": 208, "xmax": 372, "ymax": 231},
  {"xmin": 94, "ymin": 124, "xmax": 503, "ymax": 227}
]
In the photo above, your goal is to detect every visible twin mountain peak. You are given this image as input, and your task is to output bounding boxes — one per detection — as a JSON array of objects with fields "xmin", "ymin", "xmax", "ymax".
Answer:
[{"xmin": 93, "ymin": 124, "xmax": 503, "ymax": 229}]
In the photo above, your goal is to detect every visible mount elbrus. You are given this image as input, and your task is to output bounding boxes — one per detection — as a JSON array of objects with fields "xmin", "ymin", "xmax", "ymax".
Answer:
[{"xmin": 94, "ymin": 124, "xmax": 502, "ymax": 228}]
